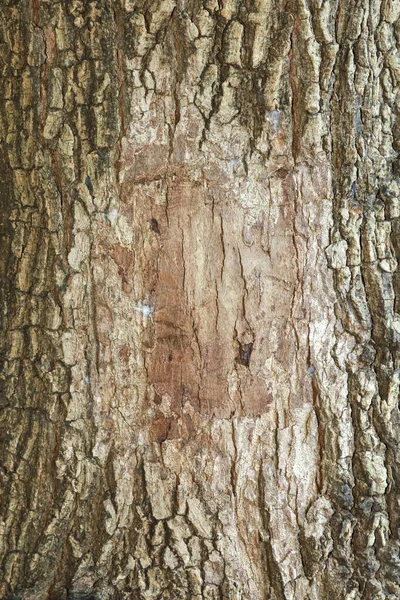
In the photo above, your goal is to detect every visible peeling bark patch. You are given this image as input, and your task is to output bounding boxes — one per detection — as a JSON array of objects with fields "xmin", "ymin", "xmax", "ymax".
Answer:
[{"xmin": 144, "ymin": 176, "xmax": 308, "ymax": 418}]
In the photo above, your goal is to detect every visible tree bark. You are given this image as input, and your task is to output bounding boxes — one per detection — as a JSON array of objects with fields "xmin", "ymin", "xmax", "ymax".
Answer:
[{"xmin": 1, "ymin": 0, "xmax": 400, "ymax": 598}]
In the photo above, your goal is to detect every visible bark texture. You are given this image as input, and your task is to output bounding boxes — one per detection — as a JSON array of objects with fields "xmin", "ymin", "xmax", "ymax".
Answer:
[{"xmin": 1, "ymin": 0, "xmax": 400, "ymax": 598}]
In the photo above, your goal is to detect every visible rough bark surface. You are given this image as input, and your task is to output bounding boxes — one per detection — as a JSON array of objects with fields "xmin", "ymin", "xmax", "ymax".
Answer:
[{"xmin": 1, "ymin": 0, "xmax": 400, "ymax": 598}]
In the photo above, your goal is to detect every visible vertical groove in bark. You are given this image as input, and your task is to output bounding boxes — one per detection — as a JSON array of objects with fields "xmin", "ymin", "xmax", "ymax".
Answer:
[{"xmin": 0, "ymin": 0, "xmax": 399, "ymax": 599}]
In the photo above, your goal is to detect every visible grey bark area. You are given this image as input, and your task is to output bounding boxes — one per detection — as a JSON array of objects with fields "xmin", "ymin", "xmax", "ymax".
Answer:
[{"xmin": 1, "ymin": 0, "xmax": 400, "ymax": 598}]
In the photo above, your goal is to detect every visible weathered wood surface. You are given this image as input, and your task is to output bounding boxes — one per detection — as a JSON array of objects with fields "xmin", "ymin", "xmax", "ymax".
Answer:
[{"xmin": 1, "ymin": 0, "xmax": 400, "ymax": 598}]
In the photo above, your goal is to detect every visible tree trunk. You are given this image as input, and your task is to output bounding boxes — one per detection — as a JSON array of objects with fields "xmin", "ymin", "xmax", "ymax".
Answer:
[{"xmin": 1, "ymin": 0, "xmax": 400, "ymax": 598}]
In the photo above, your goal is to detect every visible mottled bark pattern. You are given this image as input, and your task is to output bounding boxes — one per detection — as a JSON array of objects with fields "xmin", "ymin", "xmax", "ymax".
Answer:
[{"xmin": 0, "ymin": 0, "xmax": 399, "ymax": 599}]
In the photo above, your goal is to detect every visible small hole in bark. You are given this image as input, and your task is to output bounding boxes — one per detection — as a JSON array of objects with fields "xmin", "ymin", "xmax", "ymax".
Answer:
[
  {"xmin": 151, "ymin": 218, "xmax": 160, "ymax": 234},
  {"xmin": 236, "ymin": 342, "xmax": 253, "ymax": 367},
  {"xmin": 84, "ymin": 175, "xmax": 94, "ymax": 196},
  {"xmin": 168, "ymin": 353, "xmax": 173, "ymax": 362}
]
